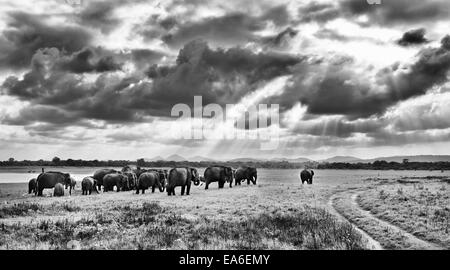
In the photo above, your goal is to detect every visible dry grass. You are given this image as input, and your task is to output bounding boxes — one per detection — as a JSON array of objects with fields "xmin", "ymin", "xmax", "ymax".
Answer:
[
  {"xmin": 0, "ymin": 201, "xmax": 365, "ymax": 250},
  {"xmin": 358, "ymin": 181, "xmax": 450, "ymax": 249}
]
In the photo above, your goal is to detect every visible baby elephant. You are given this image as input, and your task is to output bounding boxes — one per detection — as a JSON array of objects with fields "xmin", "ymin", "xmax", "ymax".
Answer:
[
  {"xmin": 53, "ymin": 183, "xmax": 65, "ymax": 197},
  {"xmin": 136, "ymin": 171, "xmax": 165, "ymax": 194},
  {"xmin": 81, "ymin": 177, "xmax": 98, "ymax": 195},
  {"xmin": 28, "ymin": 178, "xmax": 37, "ymax": 194}
]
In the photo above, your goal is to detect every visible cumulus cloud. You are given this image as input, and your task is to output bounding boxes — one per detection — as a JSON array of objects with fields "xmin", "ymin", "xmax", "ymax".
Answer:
[
  {"xmin": 264, "ymin": 35, "xmax": 450, "ymax": 119},
  {"xmin": 397, "ymin": 28, "xmax": 429, "ymax": 46},
  {"xmin": 0, "ymin": 11, "xmax": 92, "ymax": 70},
  {"xmin": 340, "ymin": 0, "xmax": 450, "ymax": 25},
  {"xmin": 76, "ymin": 1, "xmax": 122, "ymax": 34},
  {"xmin": 2, "ymin": 40, "xmax": 301, "ymax": 125},
  {"xmin": 157, "ymin": 6, "xmax": 291, "ymax": 48}
]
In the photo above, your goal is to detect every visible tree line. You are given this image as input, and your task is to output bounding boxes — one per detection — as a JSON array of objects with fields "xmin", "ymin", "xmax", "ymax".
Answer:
[
  {"xmin": 2, "ymin": 157, "xmax": 450, "ymax": 170},
  {"xmin": 317, "ymin": 160, "xmax": 450, "ymax": 170},
  {"xmin": 0, "ymin": 157, "xmax": 316, "ymax": 169}
]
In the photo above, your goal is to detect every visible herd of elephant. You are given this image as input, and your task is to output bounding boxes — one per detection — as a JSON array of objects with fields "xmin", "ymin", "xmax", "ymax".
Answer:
[{"xmin": 26, "ymin": 165, "xmax": 269, "ymax": 197}]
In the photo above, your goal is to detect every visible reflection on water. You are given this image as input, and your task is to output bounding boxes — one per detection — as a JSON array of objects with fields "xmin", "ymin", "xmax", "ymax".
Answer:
[{"xmin": 0, "ymin": 167, "xmax": 449, "ymax": 185}]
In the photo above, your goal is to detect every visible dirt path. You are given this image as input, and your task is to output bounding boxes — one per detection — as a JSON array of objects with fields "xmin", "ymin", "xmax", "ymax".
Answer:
[
  {"xmin": 351, "ymin": 193, "xmax": 442, "ymax": 250},
  {"xmin": 327, "ymin": 194, "xmax": 383, "ymax": 250},
  {"xmin": 329, "ymin": 189, "xmax": 442, "ymax": 250}
]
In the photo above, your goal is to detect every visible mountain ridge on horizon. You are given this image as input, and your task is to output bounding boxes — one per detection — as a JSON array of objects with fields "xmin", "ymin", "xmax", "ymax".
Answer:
[{"xmin": 143, "ymin": 155, "xmax": 450, "ymax": 163}]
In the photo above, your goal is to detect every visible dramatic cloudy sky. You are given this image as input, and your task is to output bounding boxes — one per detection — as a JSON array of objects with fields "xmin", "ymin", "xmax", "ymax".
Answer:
[{"xmin": 1, "ymin": 0, "xmax": 450, "ymax": 161}]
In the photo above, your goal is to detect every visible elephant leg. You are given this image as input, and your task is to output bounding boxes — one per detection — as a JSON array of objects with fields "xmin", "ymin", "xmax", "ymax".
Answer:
[
  {"xmin": 235, "ymin": 179, "xmax": 239, "ymax": 186},
  {"xmin": 205, "ymin": 182, "xmax": 209, "ymax": 190},
  {"xmin": 186, "ymin": 183, "xmax": 191, "ymax": 195},
  {"xmin": 247, "ymin": 179, "xmax": 250, "ymax": 185},
  {"xmin": 181, "ymin": 185, "xmax": 185, "ymax": 195},
  {"xmin": 142, "ymin": 189, "xmax": 145, "ymax": 194},
  {"xmin": 218, "ymin": 181, "xmax": 224, "ymax": 189},
  {"xmin": 152, "ymin": 186, "xmax": 155, "ymax": 193},
  {"xmin": 229, "ymin": 181, "xmax": 232, "ymax": 188},
  {"xmin": 136, "ymin": 188, "xmax": 139, "ymax": 194}
]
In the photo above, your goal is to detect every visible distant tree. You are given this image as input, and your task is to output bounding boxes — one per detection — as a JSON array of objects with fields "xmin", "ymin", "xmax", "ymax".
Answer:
[
  {"xmin": 137, "ymin": 158, "xmax": 146, "ymax": 167},
  {"xmin": 403, "ymin": 158, "xmax": 409, "ymax": 164},
  {"xmin": 8, "ymin": 157, "xmax": 14, "ymax": 163},
  {"xmin": 52, "ymin": 156, "xmax": 61, "ymax": 164}
]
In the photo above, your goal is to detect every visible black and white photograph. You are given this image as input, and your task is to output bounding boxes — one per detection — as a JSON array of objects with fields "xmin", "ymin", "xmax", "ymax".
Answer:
[{"xmin": 0, "ymin": 0, "xmax": 449, "ymax": 257}]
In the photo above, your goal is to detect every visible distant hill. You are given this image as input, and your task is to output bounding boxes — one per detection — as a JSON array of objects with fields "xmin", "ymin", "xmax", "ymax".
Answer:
[
  {"xmin": 165, "ymin": 154, "xmax": 186, "ymax": 162},
  {"xmin": 270, "ymin": 157, "xmax": 312, "ymax": 163},
  {"xmin": 145, "ymin": 156, "xmax": 164, "ymax": 162},
  {"xmin": 189, "ymin": 156, "xmax": 216, "ymax": 162},
  {"xmin": 227, "ymin": 158, "xmax": 262, "ymax": 162},
  {"xmin": 319, "ymin": 156, "xmax": 363, "ymax": 163},
  {"xmin": 361, "ymin": 155, "xmax": 450, "ymax": 163}
]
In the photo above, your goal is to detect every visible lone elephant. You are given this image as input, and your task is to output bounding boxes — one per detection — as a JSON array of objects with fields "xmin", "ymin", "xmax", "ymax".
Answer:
[
  {"xmin": 136, "ymin": 171, "xmax": 166, "ymax": 194},
  {"xmin": 167, "ymin": 167, "xmax": 199, "ymax": 196},
  {"xmin": 28, "ymin": 178, "xmax": 37, "ymax": 194},
  {"xmin": 53, "ymin": 183, "xmax": 65, "ymax": 197},
  {"xmin": 234, "ymin": 166, "xmax": 257, "ymax": 185},
  {"xmin": 93, "ymin": 168, "xmax": 118, "ymax": 191},
  {"xmin": 103, "ymin": 173, "xmax": 128, "ymax": 192},
  {"xmin": 81, "ymin": 177, "xmax": 98, "ymax": 195},
  {"xmin": 300, "ymin": 169, "xmax": 314, "ymax": 184},
  {"xmin": 203, "ymin": 166, "xmax": 233, "ymax": 189},
  {"xmin": 36, "ymin": 171, "xmax": 72, "ymax": 196}
]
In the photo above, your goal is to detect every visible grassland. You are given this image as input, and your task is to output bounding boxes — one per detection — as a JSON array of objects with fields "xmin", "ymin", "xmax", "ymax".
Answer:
[
  {"xmin": 357, "ymin": 178, "xmax": 450, "ymax": 249},
  {"xmin": 1, "ymin": 173, "xmax": 448, "ymax": 250}
]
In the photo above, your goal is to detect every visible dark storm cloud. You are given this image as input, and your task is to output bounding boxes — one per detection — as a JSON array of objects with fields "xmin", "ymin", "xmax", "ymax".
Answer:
[
  {"xmin": 57, "ymin": 47, "xmax": 123, "ymax": 73},
  {"xmin": 397, "ymin": 28, "xmax": 429, "ymax": 46},
  {"xmin": 159, "ymin": 6, "xmax": 291, "ymax": 48},
  {"xmin": 340, "ymin": 0, "xmax": 450, "ymax": 25},
  {"xmin": 76, "ymin": 1, "xmax": 121, "ymax": 34},
  {"xmin": 131, "ymin": 49, "xmax": 166, "ymax": 70},
  {"xmin": 1, "ymin": 105, "xmax": 79, "ymax": 126},
  {"xmin": 262, "ymin": 27, "xmax": 298, "ymax": 48},
  {"xmin": 2, "ymin": 40, "xmax": 301, "ymax": 125},
  {"xmin": 297, "ymin": 2, "xmax": 341, "ymax": 23},
  {"xmin": 131, "ymin": 40, "xmax": 302, "ymax": 115},
  {"xmin": 0, "ymin": 11, "xmax": 92, "ymax": 70},
  {"xmin": 264, "ymin": 35, "xmax": 450, "ymax": 119}
]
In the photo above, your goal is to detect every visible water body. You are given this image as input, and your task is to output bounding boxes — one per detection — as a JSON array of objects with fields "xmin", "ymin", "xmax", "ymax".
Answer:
[{"xmin": 0, "ymin": 167, "xmax": 448, "ymax": 185}]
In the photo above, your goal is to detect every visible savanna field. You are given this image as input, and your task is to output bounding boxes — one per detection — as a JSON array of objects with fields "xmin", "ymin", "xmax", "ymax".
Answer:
[{"xmin": 0, "ymin": 168, "xmax": 449, "ymax": 250}]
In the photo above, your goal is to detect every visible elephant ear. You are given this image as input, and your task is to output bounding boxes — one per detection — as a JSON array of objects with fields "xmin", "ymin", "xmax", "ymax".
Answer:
[{"xmin": 311, "ymin": 170, "xmax": 314, "ymax": 176}]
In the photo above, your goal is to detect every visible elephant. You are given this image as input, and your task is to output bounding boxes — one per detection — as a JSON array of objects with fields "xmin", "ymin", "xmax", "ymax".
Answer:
[
  {"xmin": 93, "ymin": 168, "xmax": 118, "ymax": 191},
  {"xmin": 123, "ymin": 171, "xmax": 137, "ymax": 191},
  {"xmin": 36, "ymin": 171, "xmax": 72, "ymax": 196},
  {"xmin": 234, "ymin": 166, "xmax": 257, "ymax": 185},
  {"xmin": 136, "ymin": 171, "xmax": 166, "ymax": 194},
  {"xmin": 69, "ymin": 177, "xmax": 77, "ymax": 190},
  {"xmin": 81, "ymin": 177, "xmax": 98, "ymax": 195},
  {"xmin": 203, "ymin": 166, "xmax": 233, "ymax": 189},
  {"xmin": 131, "ymin": 167, "xmax": 149, "ymax": 178},
  {"xmin": 53, "ymin": 183, "xmax": 65, "ymax": 197},
  {"xmin": 103, "ymin": 173, "xmax": 129, "ymax": 192},
  {"xmin": 28, "ymin": 178, "xmax": 37, "ymax": 194},
  {"xmin": 300, "ymin": 169, "xmax": 314, "ymax": 184},
  {"xmin": 166, "ymin": 167, "xmax": 199, "ymax": 196}
]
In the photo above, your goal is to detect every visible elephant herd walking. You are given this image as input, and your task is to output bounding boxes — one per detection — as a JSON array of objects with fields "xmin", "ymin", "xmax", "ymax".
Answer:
[
  {"xmin": 29, "ymin": 166, "xmax": 315, "ymax": 197},
  {"xmin": 29, "ymin": 165, "xmax": 265, "ymax": 197}
]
